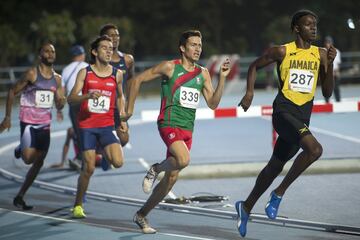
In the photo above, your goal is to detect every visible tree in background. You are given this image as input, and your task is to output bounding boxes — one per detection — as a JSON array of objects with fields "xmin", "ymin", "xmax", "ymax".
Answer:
[
  {"xmin": 29, "ymin": 11, "xmax": 76, "ymax": 63},
  {"xmin": 79, "ymin": 16, "xmax": 135, "ymax": 58},
  {"xmin": 0, "ymin": 24, "xmax": 28, "ymax": 67}
]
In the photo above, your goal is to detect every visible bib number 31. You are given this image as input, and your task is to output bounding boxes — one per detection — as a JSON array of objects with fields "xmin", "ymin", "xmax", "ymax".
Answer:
[{"xmin": 35, "ymin": 90, "xmax": 54, "ymax": 108}]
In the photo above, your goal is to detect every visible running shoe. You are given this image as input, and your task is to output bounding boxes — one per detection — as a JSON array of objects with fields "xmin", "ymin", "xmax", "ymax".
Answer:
[
  {"xmin": 142, "ymin": 164, "xmax": 158, "ymax": 194},
  {"xmin": 13, "ymin": 196, "xmax": 33, "ymax": 210},
  {"xmin": 133, "ymin": 212, "xmax": 156, "ymax": 234},
  {"xmin": 14, "ymin": 145, "xmax": 21, "ymax": 159},
  {"xmin": 101, "ymin": 157, "xmax": 110, "ymax": 171},
  {"xmin": 72, "ymin": 205, "xmax": 86, "ymax": 218},
  {"xmin": 69, "ymin": 158, "xmax": 82, "ymax": 172},
  {"xmin": 235, "ymin": 201, "xmax": 249, "ymax": 237},
  {"xmin": 265, "ymin": 191, "xmax": 282, "ymax": 219}
]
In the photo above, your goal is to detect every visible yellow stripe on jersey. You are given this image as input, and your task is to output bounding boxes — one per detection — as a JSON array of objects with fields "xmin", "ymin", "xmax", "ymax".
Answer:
[{"xmin": 279, "ymin": 41, "xmax": 320, "ymax": 106}]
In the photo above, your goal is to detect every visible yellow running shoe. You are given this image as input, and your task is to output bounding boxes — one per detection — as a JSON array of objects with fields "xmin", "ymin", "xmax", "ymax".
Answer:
[{"xmin": 72, "ymin": 205, "xmax": 86, "ymax": 218}]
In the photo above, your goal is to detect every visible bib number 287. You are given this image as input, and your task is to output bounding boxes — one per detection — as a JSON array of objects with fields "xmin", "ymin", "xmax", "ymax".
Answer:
[{"xmin": 289, "ymin": 69, "xmax": 314, "ymax": 93}]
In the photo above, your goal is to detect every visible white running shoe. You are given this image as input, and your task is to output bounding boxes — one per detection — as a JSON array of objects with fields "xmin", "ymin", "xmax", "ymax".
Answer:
[
  {"xmin": 133, "ymin": 212, "xmax": 156, "ymax": 234},
  {"xmin": 142, "ymin": 164, "xmax": 158, "ymax": 194}
]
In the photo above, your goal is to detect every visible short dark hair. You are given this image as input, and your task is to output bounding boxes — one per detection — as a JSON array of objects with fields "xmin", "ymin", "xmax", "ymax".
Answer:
[
  {"xmin": 38, "ymin": 41, "xmax": 54, "ymax": 53},
  {"xmin": 99, "ymin": 23, "xmax": 118, "ymax": 36},
  {"xmin": 90, "ymin": 35, "xmax": 112, "ymax": 63},
  {"xmin": 291, "ymin": 9, "xmax": 318, "ymax": 31},
  {"xmin": 178, "ymin": 30, "xmax": 202, "ymax": 49}
]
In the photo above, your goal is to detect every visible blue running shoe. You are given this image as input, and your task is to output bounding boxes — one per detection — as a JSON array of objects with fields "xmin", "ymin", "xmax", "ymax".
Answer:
[
  {"xmin": 235, "ymin": 201, "xmax": 249, "ymax": 237},
  {"xmin": 101, "ymin": 157, "xmax": 109, "ymax": 171},
  {"xmin": 265, "ymin": 191, "xmax": 282, "ymax": 219}
]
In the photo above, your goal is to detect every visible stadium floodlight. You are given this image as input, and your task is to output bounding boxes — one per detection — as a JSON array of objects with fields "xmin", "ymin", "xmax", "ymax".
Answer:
[{"xmin": 347, "ymin": 18, "xmax": 355, "ymax": 29}]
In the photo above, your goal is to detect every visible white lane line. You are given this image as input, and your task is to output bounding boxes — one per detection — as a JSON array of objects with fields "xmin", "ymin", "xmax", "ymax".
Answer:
[
  {"xmin": 161, "ymin": 233, "xmax": 216, "ymax": 240},
  {"xmin": 138, "ymin": 157, "xmax": 150, "ymax": 169},
  {"xmin": 260, "ymin": 116, "xmax": 360, "ymax": 144},
  {"xmin": 311, "ymin": 126, "xmax": 360, "ymax": 144},
  {"xmin": 0, "ymin": 208, "xmax": 76, "ymax": 223},
  {"xmin": 0, "ymin": 208, "xmax": 216, "ymax": 239},
  {"xmin": 138, "ymin": 157, "xmax": 177, "ymax": 199},
  {"xmin": 0, "ymin": 141, "xmax": 19, "ymax": 155}
]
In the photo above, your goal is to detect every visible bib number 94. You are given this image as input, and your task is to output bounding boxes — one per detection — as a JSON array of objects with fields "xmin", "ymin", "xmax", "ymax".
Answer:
[{"xmin": 88, "ymin": 96, "xmax": 110, "ymax": 113}]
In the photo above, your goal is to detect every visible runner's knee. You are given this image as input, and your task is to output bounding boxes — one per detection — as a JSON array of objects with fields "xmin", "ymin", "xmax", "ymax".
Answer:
[
  {"xmin": 83, "ymin": 164, "xmax": 95, "ymax": 177},
  {"xmin": 266, "ymin": 155, "xmax": 285, "ymax": 175},
  {"xmin": 176, "ymin": 153, "xmax": 190, "ymax": 169},
  {"xmin": 307, "ymin": 143, "xmax": 323, "ymax": 162},
  {"xmin": 112, "ymin": 158, "xmax": 124, "ymax": 168}
]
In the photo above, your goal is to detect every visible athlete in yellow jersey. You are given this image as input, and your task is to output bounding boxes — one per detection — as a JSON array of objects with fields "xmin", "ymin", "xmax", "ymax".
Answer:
[{"xmin": 235, "ymin": 9, "xmax": 337, "ymax": 237}]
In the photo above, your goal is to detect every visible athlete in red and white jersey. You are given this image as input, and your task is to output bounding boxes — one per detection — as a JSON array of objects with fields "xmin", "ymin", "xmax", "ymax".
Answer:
[
  {"xmin": 68, "ymin": 35, "xmax": 126, "ymax": 218},
  {"xmin": 78, "ymin": 65, "xmax": 118, "ymax": 128}
]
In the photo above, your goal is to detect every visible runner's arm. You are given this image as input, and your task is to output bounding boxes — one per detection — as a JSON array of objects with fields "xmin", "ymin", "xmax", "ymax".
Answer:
[
  {"xmin": 0, "ymin": 68, "xmax": 35, "ymax": 132},
  {"xmin": 319, "ymin": 46, "xmax": 336, "ymax": 98},
  {"xmin": 116, "ymin": 70, "xmax": 126, "ymax": 117},
  {"xmin": 126, "ymin": 61, "xmax": 174, "ymax": 117},
  {"xmin": 239, "ymin": 46, "xmax": 284, "ymax": 111},
  {"xmin": 202, "ymin": 59, "xmax": 230, "ymax": 109},
  {"xmin": 67, "ymin": 68, "xmax": 98, "ymax": 104},
  {"xmin": 124, "ymin": 54, "xmax": 135, "ymax": 96},
  {"xmin": 54, "ymin": 74, "xmax": 66, "ymax": 111}
]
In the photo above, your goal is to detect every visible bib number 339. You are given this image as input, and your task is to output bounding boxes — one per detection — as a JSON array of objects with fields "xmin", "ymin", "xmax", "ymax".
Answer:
[
  {"xmin": 180, "ymin": 86, "xmax": 200, "ymax": 109},
  {"xmin": 88, "ymin": 96, "xmax": 110, "ymax": 113},
  {"xmin": 289, "ymin": 69, "xmax": 314, "ymax": 93}
]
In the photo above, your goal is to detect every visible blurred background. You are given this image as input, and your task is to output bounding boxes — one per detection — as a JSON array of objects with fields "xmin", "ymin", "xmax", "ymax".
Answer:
[{"xmin": 0, "ymin": 0, "xmax": 359, "ymax": 96}]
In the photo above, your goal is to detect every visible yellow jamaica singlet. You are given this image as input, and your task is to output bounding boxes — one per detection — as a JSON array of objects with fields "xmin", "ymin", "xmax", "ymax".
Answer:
[{"xmin": 279, "ymin": 41, "xmax": 320, "ymax": 106}]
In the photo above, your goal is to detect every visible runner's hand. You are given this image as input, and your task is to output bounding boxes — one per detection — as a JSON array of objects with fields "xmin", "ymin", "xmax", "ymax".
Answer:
[
  {"xmin": 238, "ymin": 92, "xmax": 254, "ymax": 112},
  {"xmin": 119, "ymin": 121, "xmax": 128, "ymax": 132},
  {"xmin": 88, "ymin": 91, "xmax": 102, "ymax": 99},
  {"xmin": 327, "ymin": 45, "xmax": 337, "ymax": 64},
  {"xmin": 0, "ymin": 117, "xmax": 11, "ymax": 133},
  {"xmin": 220, "ymin": 58, "xmax": 231, "ymax": 78},
  {"xmin": 120, "ymin": 112, "xmax": 132, "ymax": 122},
  {"xmin": 56, "ymin": 111, "xmax": 64, "ymax": 122}
]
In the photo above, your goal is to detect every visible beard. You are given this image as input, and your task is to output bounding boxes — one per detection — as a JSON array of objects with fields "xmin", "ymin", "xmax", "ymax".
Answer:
[{"xmin": 41, "ymin": 58, "xmax": 54, "ymax": 66}]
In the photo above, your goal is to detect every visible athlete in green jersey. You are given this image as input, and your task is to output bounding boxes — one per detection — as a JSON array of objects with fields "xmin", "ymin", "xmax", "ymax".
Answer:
[
  {"xmin": 235, "ymin": 10, "xmax": 337, "ymax": 237},
  {"xmin": 125, "ymin": 30, "xmax": 230, "ymax": 233}
]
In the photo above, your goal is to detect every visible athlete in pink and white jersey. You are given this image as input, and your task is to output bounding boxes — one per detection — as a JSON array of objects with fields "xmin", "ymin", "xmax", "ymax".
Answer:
[{"xmin": 0, "ymin": 42, "xmax": 66, "ymax": 210}]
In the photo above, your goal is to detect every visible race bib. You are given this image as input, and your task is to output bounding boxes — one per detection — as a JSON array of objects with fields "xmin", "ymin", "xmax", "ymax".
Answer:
[
  {"xmin": 179, "ymin": 86, "xmax": 200, "ymax": 109},
  {"xmin": 88, "ymin": 96, "xmax": 110, "ymax": 113},
  {"xmin": 35, "ymin": 90, "xmax": 54, "ymax": 108},
  {"xmin": 288, "ymin": 69, "xmax": 315, "ymax": 93}
]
